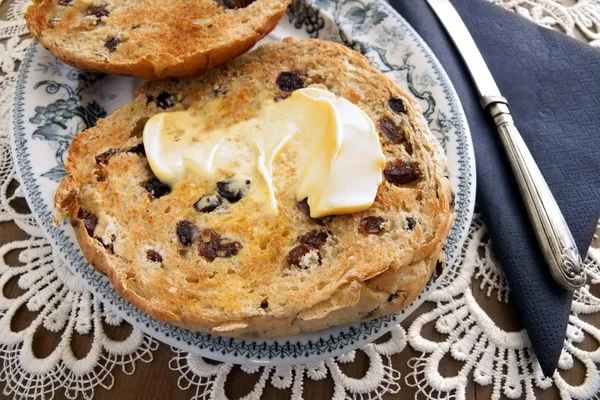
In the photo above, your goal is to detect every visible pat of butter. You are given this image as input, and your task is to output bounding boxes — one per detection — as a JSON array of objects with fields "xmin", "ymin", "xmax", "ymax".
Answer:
[{"xmin": 143, "ymin": 88, "xmax": 386, "ymax": 218}]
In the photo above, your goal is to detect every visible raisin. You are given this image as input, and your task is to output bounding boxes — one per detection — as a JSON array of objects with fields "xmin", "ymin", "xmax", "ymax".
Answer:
[
  {"xmin": 130, "ymin": 118, "xmax": 149, "ymax": 138},
  {"xmin": 387, "ymin": 293, "xmax": 398, "ymax": 302},
  {"xmin": 199, "ymin": 229, "xmax": 242, "ymax": 262},
  {"xmin": 295, "ymin": 198, "xmax": 325, "ymax": 225},
  {"xmin": 194, "ymin": 194, "xmax": 221, "ymax": 213},
  {"xmin": 146, "ymin": 250, "xmax": 163, "ymax": 263},
  {"xmin": 95, "ymin": 148, "xmax": 116, "ymax": 165},
  {"xmin": 127, "ymin": 143, "xmax": 146, "ymax": 156},
  {"xmin": 77, "ymin": 208, "xmax": 97, "ymax": 236},
  {"xmin": 148, "ymin": 92, "xmax": 174, "ymax": 109},
  {"xmin": 87, "ymin": 4, "xmax": 109, "ymax": 17},
  {"xmin": 427, "ymin": 260, "xmax": 445, "ymax": 286},
  {"xmin": 296, "ymin": 198, "xmax": 311, "ymax": 217},
  {"xmin": 287, "ymin": 244, "xmax": 320, "ymax": 269},
  {"xmin": 94, "ymin": 167, "xmax": 106, "ymax": 182},
  {"xmin": 105, "ymin": 37, "xmax": 119, "ymax": 51},
  {"xmin": 406, "ymin": 217, "xmax": 416, "ymax": 230},
  {"xmin": 212, "ymin": 84, "xmax": 228, "ymax": 96},
  {"xmin": 58, "ymin": 0, "xmax": 72, "ymax": 5},
  {"xmin": 157, "ymin": 92, "xmax": 175, "ymax": 109},
  {"xmin": 297, "ymin": 230, "xmax": 328, "ymax": 249},
  {"xmin": 384, "ymin": 160, "xmax": 422, "ymax": 185},
  {"xmin": 434, "ymin": 260, "xmax": 444, "ymax": 279},
  {"xmin": 199, "ymin": 230, "xmax": 220, "ymax": 261},
  {"xmin": 377, "ymin": 117, "xmax": 405, "ymax": 144},
  {"xmin": 96, "ymin": 236, "xmax": 114, "ymax": 254},
  {"xmin": 216, "ymin": 179, "xmax": 249, "ymax": 203},
  {"xmin": 388, "ymin": 98, "xmax": 406, "ymax": 114},
  {"xmin": 260, "ymin": 298, "xmax": 269, "ymax": 309},
  {"xmin": 358, "ymin": 216, "xmax": 386, "ymax": 235},
  {"xmin": 145, "ymin": 177, "xmax": 171, "ymax": 199},
  {"xmin": 276, "ymin": 72, "xmax": 305, "ymax": 92},
  {"xmin": 274, "ymin": 94, "xmax": 290, "ymax": 102},
  {"xmin": 176, "ymin": 220, "xmax": 196, "ymax": 246},
  {"xmin": 215, "ymin": 0, "xmax": 256, "ymax": 8},
  {"xmin": 104, "ymin": 241, "xmax": 115, "ymax": 254},
  {"xmin": 218, "ymin": 241, "xmax": 243, "ymax": 258}
]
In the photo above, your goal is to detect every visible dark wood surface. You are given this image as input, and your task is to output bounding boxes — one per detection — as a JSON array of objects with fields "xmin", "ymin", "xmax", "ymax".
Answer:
[{"xmin": 1, "ymin": 1, "xmax": 597, "ymax": 396}]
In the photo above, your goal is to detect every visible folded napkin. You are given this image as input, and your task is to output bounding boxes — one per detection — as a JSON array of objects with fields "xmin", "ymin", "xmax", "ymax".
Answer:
[{"xmin": 389, "ymin": 0, "xmax": 600, "ymax": 375}]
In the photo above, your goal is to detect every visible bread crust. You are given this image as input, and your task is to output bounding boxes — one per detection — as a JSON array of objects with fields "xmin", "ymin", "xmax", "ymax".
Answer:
[
  {"xmin": 55, "ymin": 39, "xmax": 454, "ymax": 338},
  {"xmin": 25, "ymin": 0, "xmax": 290, "ymax": 79}
]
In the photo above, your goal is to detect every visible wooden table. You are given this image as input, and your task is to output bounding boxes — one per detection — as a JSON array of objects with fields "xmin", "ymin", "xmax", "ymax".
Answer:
[{"xmin": 1, "ymin": 0, "xmax": 598, "ymax": 398}]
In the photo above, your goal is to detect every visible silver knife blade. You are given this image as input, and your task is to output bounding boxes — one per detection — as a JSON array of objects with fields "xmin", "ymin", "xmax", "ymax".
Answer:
[{"xmin": 426, "ymin": 0, "xmax": 503, "ymax": 107}]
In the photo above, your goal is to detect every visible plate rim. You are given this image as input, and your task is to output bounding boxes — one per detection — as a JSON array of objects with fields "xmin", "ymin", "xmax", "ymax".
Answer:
[{"xmin": 11, "ymin": 0, "xmax": 475, "ymax": 366}]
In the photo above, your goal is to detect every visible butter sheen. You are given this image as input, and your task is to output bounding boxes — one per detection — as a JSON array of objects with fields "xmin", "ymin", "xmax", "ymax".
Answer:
[{"xmin": 143, "ymin": 88, "xmax": 386, "ymax": 218}]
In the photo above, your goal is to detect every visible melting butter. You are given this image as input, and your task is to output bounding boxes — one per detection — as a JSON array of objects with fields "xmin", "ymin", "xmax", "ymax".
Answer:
[{"xmin": 143, "ymin": 88, "xmax": 386, "ymax": 218}]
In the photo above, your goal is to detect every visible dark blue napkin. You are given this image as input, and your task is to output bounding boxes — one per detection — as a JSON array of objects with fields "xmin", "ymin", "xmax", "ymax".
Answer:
[{"xmin": 389, "ymin": 0, "xmax": 600, "ymax": 375}]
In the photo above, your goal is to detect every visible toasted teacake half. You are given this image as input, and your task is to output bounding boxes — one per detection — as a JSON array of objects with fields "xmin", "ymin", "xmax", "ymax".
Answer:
[
  {"xmin": 25, "ymin": 0, "xmax": 291, "ymax": 79},
  {"xmin": 54, "ymin": 38, "xmax": 455, "ymax": 338}
]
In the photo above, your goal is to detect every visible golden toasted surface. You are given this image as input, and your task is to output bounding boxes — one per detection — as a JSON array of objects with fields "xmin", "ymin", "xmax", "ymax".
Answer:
[
  {"xmin": 54, "ymin": 39, "xmax": 454, "ymax": 338},
  {"xmin": 25, "ymin": 0, "xmax": 290, "ymax": 79}
]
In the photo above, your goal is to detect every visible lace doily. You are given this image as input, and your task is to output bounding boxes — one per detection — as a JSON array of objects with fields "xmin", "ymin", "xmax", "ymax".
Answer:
[
  {"xmin": 492, "ymin": 0, "xmax": 600, "ymax": 47},
  {"xmin": 1, "ymin": 3, "xmax": 160, "ymax": 399},
  {"xmin": 406, "ymin": 219, "xmax": 600, "ymax": 400},
  {"xmin": 169, "ymin": 328, "xmax": 405, "ymax": 400},
  {"xmin": 1, "ymin": 0, "xmax": 600, "ymax": 399}
]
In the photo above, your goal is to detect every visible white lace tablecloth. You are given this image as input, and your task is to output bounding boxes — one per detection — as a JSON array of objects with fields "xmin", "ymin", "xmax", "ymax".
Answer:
[{"xmin": 1, "ymin": 0, "xmax": 600, "ymax": 399}]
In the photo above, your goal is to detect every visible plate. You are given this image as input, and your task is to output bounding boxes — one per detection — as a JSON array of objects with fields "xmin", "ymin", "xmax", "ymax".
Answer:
[{"xmin": 12, "ymin": 0, "xmax": 475, "ymax": 365}]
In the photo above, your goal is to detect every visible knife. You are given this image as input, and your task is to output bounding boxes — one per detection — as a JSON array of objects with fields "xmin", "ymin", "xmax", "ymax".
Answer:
[{"xmin": 426, "ymin": 0, "xmax": 586, "ymax": 290}]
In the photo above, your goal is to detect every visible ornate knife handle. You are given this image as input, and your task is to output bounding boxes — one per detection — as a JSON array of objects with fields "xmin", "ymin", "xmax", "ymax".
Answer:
[{"xmin": 485, "ymin": 97, "xmax": 586, "ymax": 291}]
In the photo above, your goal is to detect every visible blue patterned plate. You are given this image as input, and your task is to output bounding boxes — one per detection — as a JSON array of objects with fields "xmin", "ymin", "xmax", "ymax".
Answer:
[{"xmin": 12, "ymin": 0, "xmax": 475, "ymax": 365}]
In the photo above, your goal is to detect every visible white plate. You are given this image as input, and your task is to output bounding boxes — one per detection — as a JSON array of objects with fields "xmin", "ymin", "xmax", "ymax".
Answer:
[{"xmin": 12, "ymin": 0, "xmax": 475, "ymax": 365}]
